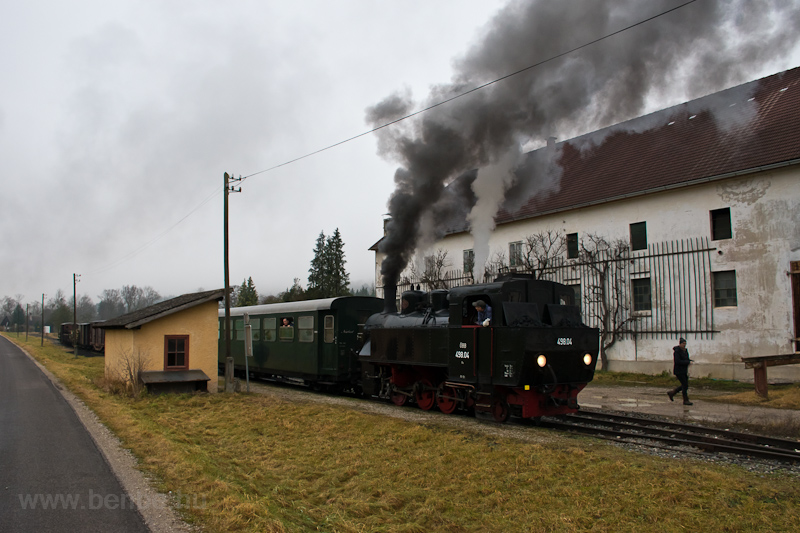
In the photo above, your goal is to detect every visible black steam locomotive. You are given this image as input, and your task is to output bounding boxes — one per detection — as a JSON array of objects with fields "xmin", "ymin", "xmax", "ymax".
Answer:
[{"xmin": 359, "ymin": 273, "xmax": 599, "ymax": 422}]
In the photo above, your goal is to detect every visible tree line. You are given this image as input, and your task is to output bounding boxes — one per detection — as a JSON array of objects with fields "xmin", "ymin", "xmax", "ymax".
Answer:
[
  {"xmin": 0, "ymin": 285, "xmax": 163, "ymax": 333},
  {"xmin": 1, "ymin": 228, "xmax": 374, "ymax": 331}
]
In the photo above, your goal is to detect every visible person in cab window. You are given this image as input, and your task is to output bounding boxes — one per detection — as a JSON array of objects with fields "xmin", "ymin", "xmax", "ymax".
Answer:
[
  {"xmin": 473, "ymin": 300, "xmax": 492, "ymax": 327},
  {"xmin": 281, "ymin": 318, "xmax": 293, "ymax": 328}
]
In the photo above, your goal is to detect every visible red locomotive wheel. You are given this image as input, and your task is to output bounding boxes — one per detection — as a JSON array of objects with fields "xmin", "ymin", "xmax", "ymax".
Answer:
[
  {"xmin": 391, "ymin": 390, "xmax": 408, "ymax": 406},
  {"xmin": 415, "ymin": 379, "xmax": 436, "ymax": 411},
  {"xmin": 492, "ymin": 397, "xmax": 510, "ymax": 423},
  {"xmin": 436, "ymin": 385, "xmax": 458, "ymax": 414}
]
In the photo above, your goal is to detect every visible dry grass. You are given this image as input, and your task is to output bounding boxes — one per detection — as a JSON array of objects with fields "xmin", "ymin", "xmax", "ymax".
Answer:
[{"xmin": 5, "ymin": 333, "xmax": 800, "ymax": 532}]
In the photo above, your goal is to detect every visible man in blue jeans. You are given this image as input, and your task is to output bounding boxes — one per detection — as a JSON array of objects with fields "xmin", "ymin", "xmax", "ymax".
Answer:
[{"xmin": 668, "ymin": 338, "xmax": 693, "ymax": 405}]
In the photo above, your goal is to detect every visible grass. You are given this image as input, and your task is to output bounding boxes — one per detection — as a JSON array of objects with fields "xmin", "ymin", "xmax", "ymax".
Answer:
[{"xmin": 5, "ymin": 332, "xmax": 800, "ymax": 532}]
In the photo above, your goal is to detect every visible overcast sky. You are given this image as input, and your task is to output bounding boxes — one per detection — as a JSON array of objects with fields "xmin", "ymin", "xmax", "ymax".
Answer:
[{"xmin": 2, "ymin": 0, "xmax": 798, "ymax": 307}]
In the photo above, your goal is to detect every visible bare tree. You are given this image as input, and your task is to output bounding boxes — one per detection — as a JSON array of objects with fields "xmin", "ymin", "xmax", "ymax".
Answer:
[
  {"xmin": 108, "ymin": 348, "xmax": 149, "ymax": 397},
  {"xmin": 579, "ymin": 234, "xmax": 633, "ymax": 371},
  {"xmin": 121, "ymin": 285, "xmax": 143, "ymax": 313},
  {"xmin": 140, "ymin": 286, "xmax": 162, "ymax": 308},
  {"xmin": 521, "ymin": 230, "xmax": 566, "ymax": 279},
  {"xmin": 417, "ymin": 249, "xmax": 451, "ymax": 290}
]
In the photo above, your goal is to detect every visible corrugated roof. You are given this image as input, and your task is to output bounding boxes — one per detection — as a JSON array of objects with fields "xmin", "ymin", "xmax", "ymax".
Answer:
[
  {"xmin": 99, "ymin": 289, "xmax": 226, "ymax": 329},
  {"xmin": 492, "ymin": 66, "xmax": 800, "ymax": 226}
]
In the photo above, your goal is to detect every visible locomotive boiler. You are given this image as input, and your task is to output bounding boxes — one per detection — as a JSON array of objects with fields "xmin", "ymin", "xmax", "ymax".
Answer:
[{"xmin": 359, "ymin": 273, "xmax": 599, "ymax": 422}]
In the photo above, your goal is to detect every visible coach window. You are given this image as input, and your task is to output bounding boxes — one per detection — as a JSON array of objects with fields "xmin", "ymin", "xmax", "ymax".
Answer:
[
  {"xmin": 324, "ymin": 315, "xmax": 335, "ymax": 343},
  {"xmin": 234, "ymin": 318, "xmax": 244, "ymax": 341},
  {"xmin": 279, "ymin": 317, "xmax": 294, "ymax": 341},
  {"xmin": 251, "ymin": 318, "xmax": 261, "ymax": 341},
  {"xmin": 566, "ymin": 233, "xmax": 579, "ymax": 259},
  {"xmin": 164, "ymin": 335, "xmax": 189, "ymax": 370},
  {"xmin": 263, "ymin": 317, "xmax": 276, "ymax": 341},
  {"xmin": 298, "ymin": 316, "xmax": 314, "ymax": 342}
]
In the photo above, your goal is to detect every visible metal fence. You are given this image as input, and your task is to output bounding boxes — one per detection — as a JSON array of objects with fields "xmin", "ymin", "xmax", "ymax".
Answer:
[{"xmin": 383, "ymin": 237, "xmax": 717, "ymax": 339}]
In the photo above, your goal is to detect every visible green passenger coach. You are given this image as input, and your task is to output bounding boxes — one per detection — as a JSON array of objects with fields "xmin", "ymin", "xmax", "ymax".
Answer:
[{"xmin": 218, "ymin": 297, "xmax": 383, "ymax": 390}]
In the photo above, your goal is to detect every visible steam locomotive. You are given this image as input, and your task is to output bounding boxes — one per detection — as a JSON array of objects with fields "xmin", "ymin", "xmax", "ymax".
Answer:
[
  {"xmin": 360, "ymin": 273, "xmax": 599, "ymax": 422},
  {"xmin": 221, "ymin": 273, "xmax": 598, "ymax": 423}
]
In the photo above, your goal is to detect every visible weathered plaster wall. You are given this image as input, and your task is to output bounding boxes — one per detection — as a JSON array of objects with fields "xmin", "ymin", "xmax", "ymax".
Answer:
[{"xmin": 374, "ymin": 165, "xmax": 800, "ymax": 380}]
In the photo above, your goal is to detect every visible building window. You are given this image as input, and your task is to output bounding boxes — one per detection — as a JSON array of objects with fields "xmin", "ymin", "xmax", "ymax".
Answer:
[
  {"xmin": 630, "ymin": 222, "xmax": 647, "ymax": 251},
  {"xmin": 164, "ymin": 335, "xmax": 189, "ymax": 370},
  {"xmin": 566, "ymin": 233, "xmax": 578, "ymax": 259},
  {"xmin": 713, "ymin": 270, "xmax": 738, "ymax": 307},
  {"xmin": 569, "ymin": 284, "xmax": 581, "ymax": 307},
  {"xmin": 463, "ymin": 249, "xmax": 475, "ymax": 274},
  {"xmin": 632, "ymin": 278, "xmax": 652, "ymax": 312},
  {"xmin": 509, "ymin": 242, "xmax": 523, "ymax": 268},
  {"xmin": 298, "ymin": 315, "xmax": 314, "ymax": 342},
  {"xmin": 711, "ymin": 208, "xmax": 732, "ymax": 240}
]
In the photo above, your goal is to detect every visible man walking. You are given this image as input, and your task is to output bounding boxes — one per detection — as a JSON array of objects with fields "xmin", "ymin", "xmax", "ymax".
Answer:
[{"xmin": 668, "ymin": 338, "xmax": 693, "ymax": 405}]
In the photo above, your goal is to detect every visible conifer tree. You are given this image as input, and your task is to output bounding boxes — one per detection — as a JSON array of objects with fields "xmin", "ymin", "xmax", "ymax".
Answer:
[{"xmin": 236, "ymin": 277, "xmax": 259, "ymax": 307}]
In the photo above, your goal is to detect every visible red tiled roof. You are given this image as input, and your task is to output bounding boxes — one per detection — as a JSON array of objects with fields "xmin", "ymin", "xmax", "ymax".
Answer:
[{"xmin": 493, "ymin": 66, "xmax": 800, "ymax": 226}]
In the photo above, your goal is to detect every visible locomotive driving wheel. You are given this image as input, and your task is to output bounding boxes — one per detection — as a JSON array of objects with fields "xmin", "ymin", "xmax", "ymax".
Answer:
[
  {"xmin": 436, "ymin": 384, "xmax": 458, "ymax": 414},
  {"xmin": 415, "ymin": 379, "xmax": 436, "ymax": 411},
  {"xmin": 390, "ymin": 389, "xmax": 408, "ymax": 406},
  {"xmin": 492, "ymin": 397, "xmax": 510, "ymax": 423}
]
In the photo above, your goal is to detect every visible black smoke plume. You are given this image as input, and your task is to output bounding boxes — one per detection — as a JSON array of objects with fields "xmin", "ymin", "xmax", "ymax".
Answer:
[{"xmin": 367, "ymin": 0, "xmax": 800, "ymax": 288}]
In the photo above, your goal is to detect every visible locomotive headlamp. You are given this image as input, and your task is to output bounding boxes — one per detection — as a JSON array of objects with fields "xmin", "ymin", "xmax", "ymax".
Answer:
[
  {"xmin": 537, "ymin": 354, "xmax": 547, "ymax": 368},
  {"xmin": 583, "ymin": 354, "xmax": 593, "ymax": 366}
]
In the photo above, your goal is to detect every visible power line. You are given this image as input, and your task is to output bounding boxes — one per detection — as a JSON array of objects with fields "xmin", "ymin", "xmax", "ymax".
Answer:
[
  {"xmin": 84, "ymin": 183, "xmax": 222, "ymax": 276},
  {"xmin": 242, "ymin": 0, "xmax": 698, "ymax": 180},
  {"xmin": 83, "ymin": 0, "xmax": 697, "ymax": 277}
]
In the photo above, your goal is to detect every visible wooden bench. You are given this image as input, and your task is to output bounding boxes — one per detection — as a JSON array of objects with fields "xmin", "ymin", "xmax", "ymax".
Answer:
[{"xmin": 741, "ymin": 353, "xmax": 800, "ymax": 399}]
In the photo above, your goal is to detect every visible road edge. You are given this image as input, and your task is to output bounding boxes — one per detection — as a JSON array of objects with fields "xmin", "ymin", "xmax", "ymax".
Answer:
[{"xmin": 12, "ymin": 340, "xmax": 195, "ymax": 533}]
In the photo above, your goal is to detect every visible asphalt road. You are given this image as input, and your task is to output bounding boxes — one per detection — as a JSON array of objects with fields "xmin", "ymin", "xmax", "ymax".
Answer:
[{"xmin": 0, "ymin": 336, "xmax": 149, "ymax": 533}]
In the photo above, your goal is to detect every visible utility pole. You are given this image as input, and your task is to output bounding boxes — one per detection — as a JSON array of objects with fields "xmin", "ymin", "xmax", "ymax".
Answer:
[
  {"xmin": 223, "ymin": 172, "xmax": 242, "ymax": 393},
  {"xmin": 41, "ymin": 294, "xmax": 45, "ymax": 346},
  {"xmin": 73, "ymin": 273, "xmax": 80, "ymax": 357}
]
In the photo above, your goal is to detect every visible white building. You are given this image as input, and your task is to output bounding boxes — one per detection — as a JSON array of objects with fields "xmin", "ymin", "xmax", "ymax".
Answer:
[{"xmin": 372, "ymin": 66, "xmax": 800, "ymax": 380}]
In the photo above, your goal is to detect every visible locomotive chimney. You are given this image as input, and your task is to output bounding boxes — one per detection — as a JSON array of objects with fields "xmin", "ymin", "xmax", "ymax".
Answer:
[{"xmin": 383, "ymin": 283, "xmax": 397, "ymax": 314}]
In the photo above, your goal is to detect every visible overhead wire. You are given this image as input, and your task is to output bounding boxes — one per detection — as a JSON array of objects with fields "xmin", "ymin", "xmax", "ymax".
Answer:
[
  {"xmin": 242, "ymin": 0, "xmax": 698, "ymax": 180},
  {"xmin": 87, "ymin": 0, "xmax": 698, "ymax": 275}
]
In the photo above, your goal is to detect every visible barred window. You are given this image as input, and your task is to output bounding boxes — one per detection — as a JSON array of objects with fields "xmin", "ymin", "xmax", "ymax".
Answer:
[
  {"xmin": 463, "ymin": 249, "xmax": 475, "ymax": 274},
  {"xmin": 713, "ymin": 271, "xmax": 737, "ymax": 307},
  {"xmin": 566, "ymin": 233, "xmax": 579, "ymax": 259},
  {"xmin": 630, "ymin": 222, "xmax": 647, "ymax": 251},
  {"xmin": 632, "ymin": 278, "xmax": 652, "ymax": 312},
  {"xmin": 509, "ymin": 241, "xmax": 523, "ymax": 267}
]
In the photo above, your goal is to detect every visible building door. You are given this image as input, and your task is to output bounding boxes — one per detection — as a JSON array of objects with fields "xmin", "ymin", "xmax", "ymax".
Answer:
[{"xmin": 792, "ymin": 261, "xmax": 800, "ymax": 352}]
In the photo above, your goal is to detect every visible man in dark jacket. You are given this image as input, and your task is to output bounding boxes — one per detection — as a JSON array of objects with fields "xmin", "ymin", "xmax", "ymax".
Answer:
[{"xmin": 668, "ymin": 338, "xmax": 693, "ymax": 405}]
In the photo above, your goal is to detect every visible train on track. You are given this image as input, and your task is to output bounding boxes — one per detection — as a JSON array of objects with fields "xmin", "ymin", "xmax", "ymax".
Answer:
[
  {"xmin": 220, "ymin": 273, "xmax": 599, "ymax": 422},
  {"xmin": 59, "ymin": 322, "xmax": 105, "ymax": 352}
]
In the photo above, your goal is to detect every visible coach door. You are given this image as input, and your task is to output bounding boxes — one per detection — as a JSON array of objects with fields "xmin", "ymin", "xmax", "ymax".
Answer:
[
  {"xmin": 321, "ymin": 313, "xmax": 338, "ymax": 373},
  {"xmin": 792, "ymin": 261, "xmax": 800, "ymax": 352}
]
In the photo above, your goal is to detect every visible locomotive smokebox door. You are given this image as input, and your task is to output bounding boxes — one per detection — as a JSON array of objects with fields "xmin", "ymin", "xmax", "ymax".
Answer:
[{"xmin": 448, "ymin": 329, "xmax": 477, "ymax": 384}]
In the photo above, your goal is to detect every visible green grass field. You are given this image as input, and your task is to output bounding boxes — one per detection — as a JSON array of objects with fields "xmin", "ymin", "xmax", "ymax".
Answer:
[{"xmin": 5, "ymin": 332, "xmax": 800, "ymax": 532}]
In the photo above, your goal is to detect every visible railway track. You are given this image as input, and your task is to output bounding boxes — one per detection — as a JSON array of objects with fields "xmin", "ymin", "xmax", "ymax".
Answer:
[{"xmin": 538, "ymin": 409, "xmax": 800, "ymax": 463}]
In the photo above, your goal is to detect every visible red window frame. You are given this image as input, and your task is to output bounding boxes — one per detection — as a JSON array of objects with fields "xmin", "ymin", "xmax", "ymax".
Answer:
[{"xmin": 164, "ymin": 335, "xmax": 190, "ymax": 370}]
